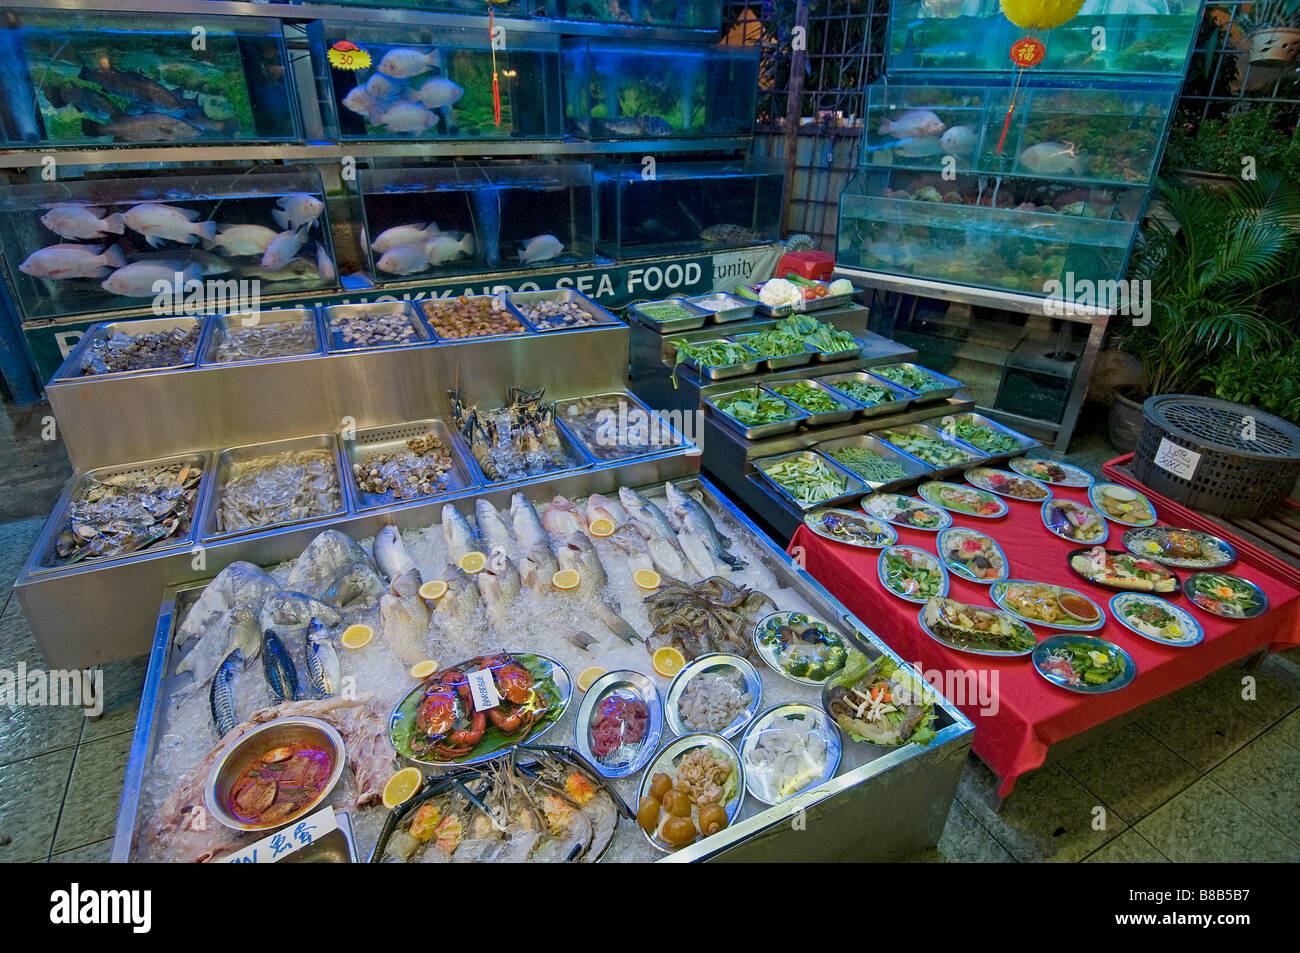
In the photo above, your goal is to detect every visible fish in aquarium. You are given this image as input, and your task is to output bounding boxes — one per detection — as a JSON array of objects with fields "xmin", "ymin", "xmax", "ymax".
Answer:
[
  {"xmin": 426, "ymin": 233, "xmax": 475, "ymax": 266},
  {"xmin": 123, "ymin": 204, "xmax": 218, "ymax": 246},
  {"xmin": 205, "ymin": 224, "xmax": 278, "ymax": 257},
  {"xmin": 370, "ymin": 223, "xmax": 440, "ymax": 255},
  {"xmin": 101, "ymin": 262, "xmax": 202, "ymax": 297},
  {"xmin": 39, "ymin": 205, "xmax": 125, "ymax": 240},
  {"xmin": 939, "ymin": 125, "xmax": 977, "ymax": 154},
  {"xmin": 370, "ymin": 101, "xmax": 438, "ymax": 135},
  {"xmin": 18, "ymin": 244, "xmax": 127, "ymax": 280},
  {"xmin": 699, "ymin": 224, "xmax": 766, "ymax": 243},
  {"xmin": 375, "ymin": 47, "xmax": 442, "ymax": 79},
  {"xmin": 879, "ymin": 110, "xmax": 945, "ymax": 138},
  {"xmin": 413, "ymin": 78, "xmax": 464, "ymax": 110},
  {"xmin": 518, "ymin": 234, "xmax": 564, "ymax": 264},
  {"xmin": 1018, "ymin": 141, "xmax": 1087, "ymax": 176},
  {"xmin": 272, "ymin": 194, "xmax": 326, "ymax": 232},
  {"xmin": 260, "ymin": 226, "xmax": 310, "ymax": 271},
  {"xmin": 894, "ymin": 136, "xmax": 945, "ymax": 158},
  {"xmin": 81, "ymin": 113, "xmax": 202, "ymax": 143}
]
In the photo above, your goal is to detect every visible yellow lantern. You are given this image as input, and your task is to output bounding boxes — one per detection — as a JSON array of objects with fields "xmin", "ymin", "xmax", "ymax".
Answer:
[{"xmin": 999, "ymin": 0, "xmax": 1086, "ymax": 31}]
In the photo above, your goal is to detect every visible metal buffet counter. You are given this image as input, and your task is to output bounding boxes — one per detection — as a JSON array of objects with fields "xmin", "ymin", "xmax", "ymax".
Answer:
[{"xmin": 111, "ymin": 472, "xmax": 974, "ymax": 864}]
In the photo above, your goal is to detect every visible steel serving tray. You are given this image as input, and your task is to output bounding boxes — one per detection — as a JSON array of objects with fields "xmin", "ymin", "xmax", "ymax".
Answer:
[
  {"xmin": 703, "ymin": 386, "xmax": 809, "ymax": 440},
  {"xmin": 815, "ymin": 371, "xmax": 913, "ymax": 419},
  {"xmin": 322, "ymin": 301, "xmax": 433, "ymax": 352},
  {"xmin": 739, "ymin": 703, "xmax": 842, "ymax": 806},
  {"xmin": 753, "ymin": 450, "xmax": 867, "ymax": 511},
  {"xmin": 52, "ymin": 315, "xmax": 208, "ymax": 383},
  {"xmin": 870, "ymin": 362, "xmax": 963, "ymax": 403},
  {"xmin": 202, "ymin": 433, "xmax": 349, "ymax": 541},
  {"xmin": 199, "ymin": 307, "xmax": 323, "ymax": 366},
  {"xmin": 505, "ymin": 288, "xmax": 622, "ymax": 332},
  {"xmin": 933, "ymin": 412, "xmax": 1038, "ymax": 463},
  {"xmin": 341, "ymin": 418, "xmax": 480, "ymax": 511},
  {"xmin": 25, "ymin": 451, "xmax": 213, "ymax": 576},
  {"xmin": 747, "ymin": 283, "xmax": 853, "ymax": 317},
  {"xmin": 872, "ymin": 422, "xmax": 985, "ymax": 480},
  {"xmin": 418, "ymin": 295, "xmax": 534, "ymax": 342},
  {"xmin": 812, "ymin": 434, "xmax": 931, "ymax": 492},
  {"xmin": 762, "ymin": 379, "xmax": 857, "ymax": 426},
  {"xmin": 664, "ymin": 653, "xmax": 763, "ymax": 738},
  {"xmin": 573, "ymin": 669, "xmax": 663, "ymax": 778},
  {"xmin": 473, "ymin": 414, "xmax": 596, "ymax": 489},
  {"xmin": 728, "ymin": 333, "xmax": 815, "ymax": 371},
  {"xmin": 673, "ymin": 337, "xmax": 762, "ymax": 380},
  {"xmin": 811, "ymin": 336, "xmax": 864, "ymax": 363},
  {"xmin": 683, "ymin": 292, "xmax": 757, "ymax": 323},
  {"xmin": 553, "ymin": 390, "xmax": 690, "ymax": 462},
  {"xmin": 629, "ymin": 298, "xmax": 709, "ymax": 333}
]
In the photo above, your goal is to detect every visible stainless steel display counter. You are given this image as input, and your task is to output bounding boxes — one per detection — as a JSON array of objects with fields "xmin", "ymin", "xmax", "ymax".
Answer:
[{"xmin": 111, "ymin": 473, "xmax": 974, "ymax": 864}]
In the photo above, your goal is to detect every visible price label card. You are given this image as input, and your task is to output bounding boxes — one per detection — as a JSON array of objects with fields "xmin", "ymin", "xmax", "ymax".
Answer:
[
  {"xmin": 1152, "ymin": 437, "xmax": 1201, "ymax": 481},
  {"xmin": 221, "ymin": 806, "xmax": 338, "ymax": 864},
  {"xmin": 466, "ymin": 667, "xmax": 501, "ymax": 712}
]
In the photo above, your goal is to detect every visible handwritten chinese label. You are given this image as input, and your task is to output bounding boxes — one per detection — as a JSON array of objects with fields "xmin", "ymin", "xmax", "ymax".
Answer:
[{"xmin": 221, "ymin": 806, "xmax": 339, "ymax": 863}]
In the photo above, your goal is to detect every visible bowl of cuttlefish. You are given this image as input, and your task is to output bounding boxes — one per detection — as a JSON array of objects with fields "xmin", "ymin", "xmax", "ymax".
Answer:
[
  {"xmin": 390, "ymin": 651, "xmax": 571, "ymax": 768},
  {"xmin": 205, "ymin": 716, "xmax": 347, "ymax": 833},
  {"xmin": 575, "ymin": 669, "xmax": 663, "ymax": 778}
]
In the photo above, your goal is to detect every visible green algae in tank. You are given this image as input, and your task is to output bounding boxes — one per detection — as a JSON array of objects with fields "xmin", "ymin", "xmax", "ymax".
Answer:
[{"xmin": 5, "ymin": 8, "xmax": 297, "ymax": 146}]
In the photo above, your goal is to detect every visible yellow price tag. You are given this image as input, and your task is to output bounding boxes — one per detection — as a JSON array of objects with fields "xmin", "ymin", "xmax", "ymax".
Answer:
[{"xmin": 328, "ymin": 43, "xmax": 372, "ymax": 71}]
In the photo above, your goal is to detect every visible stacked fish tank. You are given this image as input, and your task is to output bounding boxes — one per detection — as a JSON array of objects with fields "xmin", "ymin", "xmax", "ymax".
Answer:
[
  {"xmin": 550, "ymin": 0, "xmax": 723, "ymax": 30},
  {"xmin": 597, "ymin": 158, "xmax": 783, "ymax": 260},
  {"xmin": 0, "ymin": 7, "xmax": 299, "ymax": 146},
  {"xmin": 563, "ymin": 38, "xmax": 758, "ymax": 138},
  {"xmin": 838, "ymin": 0, "xmax": 1203, "ymax": 300},
  {"xmin": 309, "ymin": 21, "xmax": 562, "ymax": 141},
  {"xmin": 358, "ymin": 163, "xmax": 594, "ymax": 282},
  {"xmin": 0, "ymin": 169, "xmax": 338, "ymax": 321}
]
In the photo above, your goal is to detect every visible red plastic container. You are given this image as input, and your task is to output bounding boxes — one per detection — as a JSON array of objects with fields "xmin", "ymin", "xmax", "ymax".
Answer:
[{"xmin": 776, "ymin": 251, "xmax": 834, "ymax": 281}]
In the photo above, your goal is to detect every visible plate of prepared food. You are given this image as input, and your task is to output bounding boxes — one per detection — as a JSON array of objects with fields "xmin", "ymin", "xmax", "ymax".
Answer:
[
  {"xmin": 574, "ymin": 669, "xmax": 663, "ymax": 778},
  {"xmin": 1009, "ymin": 457, "xmax": 1094, "ymax": 487},
  {"xmin": 1032, "ymin": 635, "xmax": 1136, "ymax": 694},
  {"xmin": 822, "ymin": 652, "xmax": 940, "ymax": 747},
  {"xmin": 964, "ymin": 467, "xmax": 1051, "ymax": 502},
  {"xmin": 1183, "ymin": 572, "xmax": 1268, "ymax": 619},
  {"xmin": 1109, "ymin": 593, "xmax": 1204, "ymax": 647},
  {"xmin": 752, "ymin": 611, "xmax": 852, "ymax": 686},
  {"xmin": 991, "ymin": 579, "xmax": 1106, "ymax": 630},
  {"xmin": 917, "ymin": 596, "xmax": 1037, "ymax": 656},
  {"xmin": 918, "ymin": 481, "xmax": 1007, "ymax": 518},
  {"xmin": 938, "ymin": 527, "xmax": 1009, "ymax": 583},
  {"xmin": 637, "ymin": 733, "xmax": 745, "ymax": 853},
  {"xmin": 860, "ymin": 492, "xmax": 953, "ymax": 531},
  {"xmin": 738, "ymin": 703, "xmax": 841, "ymax": 805},
  {"xmin": 1042, "ymin": 498, "xmax": 1109, "ymax": 544},
  {"xmin": 878, "ymin": 545, "xmax": 950, "ymax": 603},
  {"xmin": 1122, "ymin": 527, "xmax": 1236, "ymax": 569},
  {"xmin": 1089, "ymin": 482, "xmax": 1158, "ymax": 527},
  {"xmin": 664, "ymin": 653, "xmax": 763, "ymax": 739},
  {"xmin": 1067, "ymin": 547, "xmax": 1179, "ymax": 593},
  {"xmin": 803, "ymin": 508, "xmax": 898, "ymax": 549}
]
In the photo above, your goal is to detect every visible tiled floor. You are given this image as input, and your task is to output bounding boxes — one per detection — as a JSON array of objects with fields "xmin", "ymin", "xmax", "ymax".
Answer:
[{"xmin": 0, "ymin": 401, "xmax": 1296, "ymax": 862}]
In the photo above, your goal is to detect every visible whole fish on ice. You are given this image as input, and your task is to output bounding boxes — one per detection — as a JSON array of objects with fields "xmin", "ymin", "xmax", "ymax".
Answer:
[
  {"xmin": 555, "ymin": 532, "xmax": 640, "ymax": 645},
  {"xmin": 209, "ymin": 648, "xmax": 242, "ymax": 737},
  {"xmin": 39, "ymin": 205, "xmax": 125, "ymax": 240},
  {"xmin": 176, "ymin": 562, "xmax": 280, "ymax": 645},
  {"xmin": 442, "ymin": 504, "xmax": 481, "ymax": 563},
  {"xmin": 618, "ymin": 486, "xmax": 686, "ymax": 576},
  {"xmin": 511, "ymin": 493, "xmax": 560, "ymax": 592},
  {"xmin": 664, "ymin": 481, "xmax": 745, "ymax": 572},
  {"xmin": 475, "ymin": 549, "xmax": 522, "ymax": 627},
  {"xmin": 175, "ymin": 603, "xmax": 260, "ymax": 694},
  {"xmin": 475, "ymin": 499, "xmax": 515, "ymax": 557},
  {"xmin": 123, "ymin": 203, "xmax": 217, "ymax": 246},
  {"xmin": 261, "ymin": 630, "xmax": 302, "ymax": 704},
  {"xmin": 305, "ymin": 618, "xmax": 342, "ymax": 698},
  {"xmin": 19, "ymin": 244, "xmax": 126, "ymax": 280}
]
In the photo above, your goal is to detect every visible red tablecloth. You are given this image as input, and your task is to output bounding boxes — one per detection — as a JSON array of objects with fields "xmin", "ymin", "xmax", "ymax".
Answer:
[{"xmin": 787, "ymin": 485, "xmax": 1300, "ymax": 798}]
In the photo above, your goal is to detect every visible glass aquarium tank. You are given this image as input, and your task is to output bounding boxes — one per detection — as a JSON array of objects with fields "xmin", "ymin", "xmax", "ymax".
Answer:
[
  {"xmin": 562, "ymin": 38, "xmax": 757, "ymax": 138},
  {"xmin": 550, "ymin": 0, "xmax": 723, "ymax": 30},
  {"xmin": 596, "ymin": 158, "xmax": 782, "ymax": 260},
  {"xmin": 862, "ymin": 76, "xmax": 1178, "ymax": 188},
  {"xmin": 837, "ymin": 168, "xmax": 1145, "ymax": 297},
  {"xmin": 0, "ymin": 7, "xmax": 298, "ymax": 146},
  {"xmin": 358, "ymin": 163, "xmax": 594, "ymax": 283},
  {"xmin": 888, "ymin": 0, "xmax": 1203, "ymax": 76},
  {"xmin": 309, "ymin": 21, "xmax": 561, "ymax": 141},
  {"xmin": 0, "ymin": 168, "xmax": 338, "ymax": 321},
  {"xmin": 293, "ymin": 0, "xmax": 547, "ymax": 12}
]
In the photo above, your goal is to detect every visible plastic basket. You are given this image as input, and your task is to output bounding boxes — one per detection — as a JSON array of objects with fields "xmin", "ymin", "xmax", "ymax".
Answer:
[{"xmin": 1132, "ymin": 395, "xmax": 1300, "ymax": 520}]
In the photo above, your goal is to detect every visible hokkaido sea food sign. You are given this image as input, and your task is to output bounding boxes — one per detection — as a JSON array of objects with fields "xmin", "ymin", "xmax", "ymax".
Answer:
[{"xmin": 28, "ymin": 246, "xmax": 781, "ymax": 381}]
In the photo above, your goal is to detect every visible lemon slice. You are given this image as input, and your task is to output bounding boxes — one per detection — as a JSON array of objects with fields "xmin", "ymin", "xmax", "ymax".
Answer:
[
  {"xmin": 409, "ymin": 659, "xmax": 439, "ymax": 679},
  {"xmin": 340, "ymin": 624, "xmax": 373, "ymax": 650},
  {"xmin": 552, "ymin": 568, "xmax": 581, "ymax": 590},
  {"xmin": 577, "ymin": 666, "xmax": 606, "ymax": 692},
  {"xmin": 634, "ymin": 569, "xmax": 661, "ymax": 591},
  {"xmin": 418, "ymin": 579, "xmax": 448, "ymax": 601},
  {"xmin": 382, "ymin": 767, "xmax": 424, "ymax": 809},
  {"xmin": 589, "ymin": 518, "xmax": 616, "ymax": 538},
  {"xmin": 652, "ymin": 646, "xmax": 686, "ymax": 678},
  {"xmin": 458, "ymin": 551, "xmax": 487, "ymax": 574}
]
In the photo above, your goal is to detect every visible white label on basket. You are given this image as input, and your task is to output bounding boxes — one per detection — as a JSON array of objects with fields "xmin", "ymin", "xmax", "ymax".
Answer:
[
  {"xmin": 1153, "ymin": 437, "xmax": 1200, "ymax": 480},
  {"xmin": 466, "ymin": 667, "xmax": 501, "ymax": 712}
]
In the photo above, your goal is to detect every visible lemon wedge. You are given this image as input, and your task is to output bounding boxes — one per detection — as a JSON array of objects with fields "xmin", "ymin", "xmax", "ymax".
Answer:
[
  {"xmin": 409, "ymin": 659, "xmax": 439, "ymax": 679},
  {"xmin": 634, "ymin": 569, "xmax": 661, "ymax": 591},
  {"xmin": 552, "ymin": 568, "xmax": 581, "ymax": 590},
  {"xmin": 652, "ymin": 646, "xmax": 686, "ymax": 678},
  {"xmin": 589, "ymin": 518, "xmax": 616, "ymax": 538},
  {"xmin": 382, "ymin": 767, "xmax": 424, "ymax": 809},
  {"xmin": 340, "ymin": 624, "xmax": 373, "ymax": 650},
  {"xmin": 458, "ymin": 551, "xmax": 487, "ymax": 574},
  {"xmin": 577, "ymin": 666, "xmax": 606, "ymax": 692},
  {"xmin": 418, "ymin": 579, "xmax": 448, "ymax": 601}
]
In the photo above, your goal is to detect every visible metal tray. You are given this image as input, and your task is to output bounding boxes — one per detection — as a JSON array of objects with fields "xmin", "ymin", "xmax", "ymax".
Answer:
[
  {"xmin": 553, "ymin": 390, "xmax": 690, "ymax": 462},
  {"xmin": 728, "ymin": 333, "xmax": 815, "ymax": 371},
  {"xmin": 199, "ymin": 307, "xmax": 323, "ymax": 366},
  {"xmin": 870, "ymin": 362, "xmax": 964, "ymax": 403},
  {"xmin": 815, "ymin": 371, "xmax": 912, "ymax": 419},
  {"xmin": 52, "ymin": 316, "xmax": 208, "ymax": 382},
  {"xmin": 25, "ymin": 451, "xmax": 213, "ymax": 576},
  {"xmin": 811, "ymin": 337, "xmax": 864, "ymax": 363},
  {"xmin": 321, "ymin": 301, "xmax": 433, "ymax": 352},
  {"xmin": 872, "ymin": 422, "xmax": 985, "ymax": 480},
  {"xmin": 629, "ymin": 298, "xmax": 709, "ymax": 333},
  {"xmin": 752, "ymin": 450, "xmax": 867, "ymax": 511},
  {"xmin": 683, "ymin": 292, "xmax": 757, "ymax": 324},
  {"xmin": 340, "ymin": 418, "xmax": 480, "ymax": 512},
  {"xmin": 747, "ymin": 284, "xmax": 854, "ymax": 318},
  {"xmin": 812, "ymin": 434, "xmax": 932, "ymax": 492},
  {"xmin": 933, "ymin": 412, "xmax": 1038, "ymax": 464},
  {"xmin": 703, "ymin": 386, "xmax": 809, "ymax": 440},
  {"xmin": 574, "ymin": 669, "xmax": 664, "ymax": 778},
  {"xmin": 762, "ymin": 379, "xmax": 857, "ymax": 427},
  {"xmin": 673, "ymin": 337, "xmax": 762, "ymax": 380},
  {"xmin": 470, "ymin": 414, "xmax": 595, "ymax": 489},
  {"xmin": 505, "ymin": 288, "xmax": 621, "ymax": 332},
  {"xmin": 418, "ymin": 295, "xmax": 534, "ymax": 342},
  {"xmin": 202, "ymin": 433, "xmax": 349, "ymax": 541}
]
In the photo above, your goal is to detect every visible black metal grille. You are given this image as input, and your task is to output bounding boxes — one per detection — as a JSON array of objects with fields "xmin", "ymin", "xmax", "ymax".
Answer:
[
  {"xmin": 1158, "ymin": 400, "xmax": 1300, "ymax": 456},
  {"xmin": 1177, "ymin": 3, "xmax": 1300, "ymax": 125}
]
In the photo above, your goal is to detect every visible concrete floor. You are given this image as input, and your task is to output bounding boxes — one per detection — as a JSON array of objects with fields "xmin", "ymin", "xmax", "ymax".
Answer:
[{"xmin": 0, "ymin": 399, "xmax": 1296, "ymax": 863}]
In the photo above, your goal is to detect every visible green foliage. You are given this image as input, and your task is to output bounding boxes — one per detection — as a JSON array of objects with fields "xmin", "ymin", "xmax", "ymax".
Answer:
[
  {"xmin": 1162, "ymin": 108, "xmax": 1300, "ymax": 183},
  {"xmin": 1204, "ymin": 339, "xmax": 1300, "ymax": 422},
  {"xmin": 1122, "ymin": 171, "xmax": 1300, "ymax": 396},
  {"xmin": 1237, "ymin": 0, "xmax": 1300, "ymax": 33}
]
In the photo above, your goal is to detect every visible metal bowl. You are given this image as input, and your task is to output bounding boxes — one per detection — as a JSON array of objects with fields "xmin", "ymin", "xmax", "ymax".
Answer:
[
  {"xmin": 664, "ymin": 653, "xmax": 762, "ymax": 738},
  {"xmin": 574, "ymin": 669, "xmax": 663, "ymax": 778},
  {"xmin": 637, "ymin": 732, "xmax": 746, "ymax": 854},
  {"xmin": 204, "ymin": 716, "xmax": 346, "ymax": 833}
]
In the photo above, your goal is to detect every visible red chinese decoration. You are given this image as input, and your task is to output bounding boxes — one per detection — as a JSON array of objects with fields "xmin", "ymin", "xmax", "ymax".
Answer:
[{"xmin": 1009, "ymin": 37, "xmax": 1046, "ymax": 67}]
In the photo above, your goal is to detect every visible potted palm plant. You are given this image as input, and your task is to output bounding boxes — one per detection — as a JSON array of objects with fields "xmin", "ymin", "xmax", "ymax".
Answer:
[
  {"xmin": 1108, "ymin": 171, "xmax": 1300, "ymax": 451},
  {"xmin": 1238, "ymin": 0, "xmax": 1300, "ymax": 66}
]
